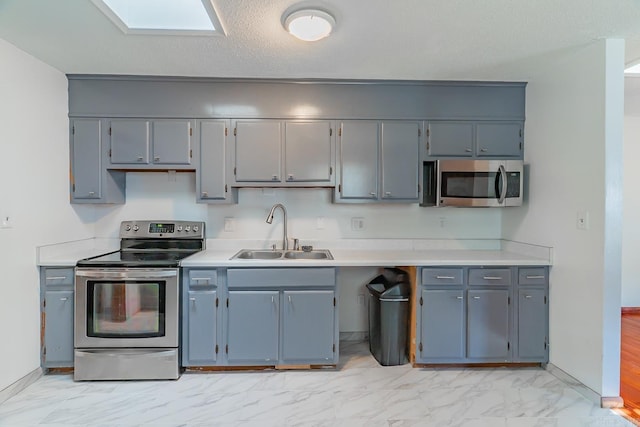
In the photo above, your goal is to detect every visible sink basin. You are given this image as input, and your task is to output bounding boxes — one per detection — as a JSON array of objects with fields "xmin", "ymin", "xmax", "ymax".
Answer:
[
  {"xmin": 231, "ymin": 249, "xmax": 333, "ymax": 260},
  {"xmin": 233, "ymin": 250, "xmax": 284, "ymax": 259},
  {"xmin": 284, "ymin": 250, "xmax": 333, "ymax": 260}
]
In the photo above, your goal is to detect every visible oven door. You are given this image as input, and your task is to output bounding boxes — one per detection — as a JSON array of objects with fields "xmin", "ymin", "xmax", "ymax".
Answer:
[
  {"xmin": 74, "ymin": 268, "xmax": 179, "ymax": 349},
  {"xmin": 438, "ymin": 160, "xmax": 523, "ymax": 207}
]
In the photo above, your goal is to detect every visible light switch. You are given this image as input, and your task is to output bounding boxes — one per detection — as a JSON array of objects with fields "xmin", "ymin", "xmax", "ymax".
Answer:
[
  {"xmin": 351, "ymin": 217, "xmax": 365, "ymax": 231},
  {"xmin": 0, "ymin": 216, "xmax": 11, "ymax": 229},
  {"xmin": 224, "ymin": 217, "xmax": 236, "ymax": 232},
  {"xmin": 576, "ymin": 211, "xmax": 589, "ymax": 230}
]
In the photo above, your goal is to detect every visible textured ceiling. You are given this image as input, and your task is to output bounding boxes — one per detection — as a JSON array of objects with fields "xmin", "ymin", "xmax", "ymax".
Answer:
[{"xmin": 1, "ymin": 0, "xmax": 640, "ymax": 81}]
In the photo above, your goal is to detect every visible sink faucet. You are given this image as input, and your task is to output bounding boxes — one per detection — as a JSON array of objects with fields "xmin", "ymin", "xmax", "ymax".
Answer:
[{"xmin": 266, "ymin": 203, "xmax": 288, "ymax": 250}]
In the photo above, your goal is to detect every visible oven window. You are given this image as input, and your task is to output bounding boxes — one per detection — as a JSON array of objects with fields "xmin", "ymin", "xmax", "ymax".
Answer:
[
  {"xmin": 441, "ymin": 172, "xmax": 500, "ymax": 199},
  {"xmin": 87, "ymin": 281, "xmax": 165, "ymax": 338}
]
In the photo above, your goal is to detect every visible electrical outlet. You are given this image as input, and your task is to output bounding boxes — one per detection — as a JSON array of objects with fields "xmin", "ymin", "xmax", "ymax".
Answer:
[
  {"xmin": 351, "ymin": 217, "xmax": 365, "ymax": 231},
  {"xmin": 439, "ymin": 216, "xmax": 446, "ymax": 228},
  {"xmin": 316, "ymin": 216, "xmax": 325, "ymax": 230},
  {"xmin": 576, "ymin": 211, "xmax": 589, "ymax": 230},
  {"xmin": 224, "ymin": 217, "xmax": 236, "ymax": 232},
  {"xmin": 0, "ymin": 216, "xmax": 12, "ymax": 229}
]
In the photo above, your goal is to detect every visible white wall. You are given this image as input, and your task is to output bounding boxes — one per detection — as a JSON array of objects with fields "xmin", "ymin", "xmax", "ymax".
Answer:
[
  {"xmin": 0, "ymin": 39, "xmax": 95, "ymax": 391},
  {"xmin": 502, "ymin": 39, "xmax": 624, "ymax": 398},
  {"xmin": 622, "ymin": 77, "xmax": 640, "ymax": 306}
]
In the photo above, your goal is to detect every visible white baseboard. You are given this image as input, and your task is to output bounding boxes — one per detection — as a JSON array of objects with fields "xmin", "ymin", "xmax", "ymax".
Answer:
[
  {"xmin": 545, "ymin": 363, "xmax": 622, "ymax": 408},
  {"xmin": 0, "ymin": 368, "xmax": 43, "ymax": 405}
]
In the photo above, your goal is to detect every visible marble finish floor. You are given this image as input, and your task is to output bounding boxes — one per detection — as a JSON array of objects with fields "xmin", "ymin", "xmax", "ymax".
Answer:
[{"xmin": 0, "ymin": 342, "xmax": 634, "ymax": 427}]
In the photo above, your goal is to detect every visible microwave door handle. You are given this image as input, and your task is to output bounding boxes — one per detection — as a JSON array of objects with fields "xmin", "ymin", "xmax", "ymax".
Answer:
[{"xmin": 497, "ymin": 164, "xmax": 507, "ymax": 204}]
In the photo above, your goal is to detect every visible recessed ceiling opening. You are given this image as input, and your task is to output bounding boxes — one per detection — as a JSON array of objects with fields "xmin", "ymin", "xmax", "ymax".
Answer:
[{"xmin": 92, "ymin": 0, "xmax": 225, "ymax": 36}]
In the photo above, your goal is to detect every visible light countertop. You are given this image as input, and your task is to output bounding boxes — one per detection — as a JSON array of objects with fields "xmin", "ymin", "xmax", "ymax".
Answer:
[{"xmin": 37, "ymin": 238, "xmax": 552, "ymax": 268}]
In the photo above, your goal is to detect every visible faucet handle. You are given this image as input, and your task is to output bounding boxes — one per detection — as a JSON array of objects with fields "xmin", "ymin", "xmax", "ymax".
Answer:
[{"xmin": 292, "ymin": 238, "xmax": 300, "ymax": 251}]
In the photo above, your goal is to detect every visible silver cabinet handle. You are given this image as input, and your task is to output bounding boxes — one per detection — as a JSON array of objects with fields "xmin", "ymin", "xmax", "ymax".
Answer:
[
  {"xmin": 436, "ymin": 275, "xmax": 455, "ymax": 279},
  {"xmin": 370, "ymin": 191, "xmax": 376, "ymax": 196},
  {"xmin": 271, "ymin": 296, "xmax": 275, "ymax": 304},
  {"xmin": 524, "ymin": 295, "xmax": 532, "ymax": 299},
  {"xmin": 189, "ymin": 297, "xmax": 196, "ymax": 303},
  {"xmin": 472, "ymin": 296, "xmax": 480, "ymax": 299},
  {"xmin": 483, "ymin": 276, "xmax": 503, "ymax": 280},
  {"xmin": 480, "ymin": 148, "xmax": 488, "ymax": 152},
  {"xmin": 272, "ymin": 175, "xmax": 279, "ymax": 181},
  {"xmin": 465, "ymin": 148, "xmax": 472, "ymax": 152},
  {"xmin": 137, "ymin": 156, "xmax": 144, "ymax": 161},
  {"xmin": 456, "ymin": 296, "xmax": 463, "ymax": 300},
  {"xmin": 60, "ymin": 297, "xmax": 68, "ymax": 301},
  {"xmin": 88, "ymin": 191, "xmax": 95, "ymax": 196},
  {"xmin": 288, "ymin": 295, "xmax": 292, "ymax": 304},
  {"xmin": 526, "ymin": 275, "xmax": 545, "ymax": 279},
  {"xmin": 191, "ymin": 278, "xmax": 210, "ymax": 284},
  {"xmin": 287, "ymin": 174, "xmax": 294, "ymax": 181},
  {"xmin": 384, "ymin": 191, "xmax": 391, "ymax": 196},
  {"xmin": 154, "ymin": 157, "xmax": 160, "ymax": 162},
  {"xmin": 46, "ymin": 276, "xmax": 67, "ymax": 281},
  {"xmin": 201, "ymin": 192, "xmax": 208, "ymax": 197}
]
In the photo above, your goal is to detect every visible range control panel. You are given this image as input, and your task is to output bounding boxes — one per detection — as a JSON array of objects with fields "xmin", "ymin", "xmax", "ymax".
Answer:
[{"xmin": 119, "ymin": 220, "xmax": 205, "ymax": 239}]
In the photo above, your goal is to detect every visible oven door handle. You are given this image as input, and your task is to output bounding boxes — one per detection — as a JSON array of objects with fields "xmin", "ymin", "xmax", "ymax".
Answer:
[{"xmin": 75, "ymin": 269, "xmax": 178, "ymax": 279}]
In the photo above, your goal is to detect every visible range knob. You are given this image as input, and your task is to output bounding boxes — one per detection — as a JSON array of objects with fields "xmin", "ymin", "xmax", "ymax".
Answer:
[
  {"xmin": 177, "ymin": 226, "xmax": 183, "ymax": 232},
  {"xmin": 185, "ymin": 225, "xmax": 191, "ymax": 232},
  {"xmin": 125, "ymin": 225, "xmax": 131, "ymax": 231},
  {"xmin": 193, "ymin": 226, "xmax": 199, "ymax": 232},
  {"xmin": 133, "ymin": 225, "xmax": 139, "ymax": 232}
]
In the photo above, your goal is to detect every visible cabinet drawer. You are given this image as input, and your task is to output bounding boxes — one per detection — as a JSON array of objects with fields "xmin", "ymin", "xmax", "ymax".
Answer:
[
  {"xmin": 188, "ymin": 270, "xmax": 217, "ymax": 288},
  {"xmin": 468, "ymin": 268, "xmax": 511, "ymax": 286},
  {"xmin": 228, "ymin": 268, "xmax": 335, "ymax": 288},
  {"xmin": 43, "ymin": 268, "xmax": 74, "ymax": 287},
  {"xmin": 420, "ymin": 268, "xmax": 463, "ymax": 286},
  {"xmin": 518, "ymin": 268, "xmax": 547, "ymax": 285}
]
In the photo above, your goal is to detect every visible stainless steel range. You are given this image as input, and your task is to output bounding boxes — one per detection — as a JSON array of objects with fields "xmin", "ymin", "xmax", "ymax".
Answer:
[{"xmin": 74, "ymin": 220, "xmax": 205, "ymax": 381}]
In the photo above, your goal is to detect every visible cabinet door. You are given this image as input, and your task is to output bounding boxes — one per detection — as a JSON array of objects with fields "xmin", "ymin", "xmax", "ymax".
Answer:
[
  {"xmin": 381, "ymin": 121, "xmax": 420, "ymax": 200},
  {"xmin": 71, "ymin": 119, "xmax": 101, "ymax": 199},
  {"xmin": 187, "ymin": 290, "xmax": 217, "ymax": 365},
  {"xmin": 44, "ymin": 290, "xmax": 74, "ymax": 366},
  {"xmin": 282, "ymin": 290, "xmax": 335, "ymax": 363},
  {"xmin": 476, "ymin": 122, "xmax": 523, "ymax": 157},
  {"xmin": 234, "ymin": 120, "xmax": 282, "ymax": 182},
  {"xmin": 338, "ymin": 121, "xmax": 379, "ymax": 200},
  {"xmin": 284, "ymin": 121, "xmax": 332, "ymax": 182},
  {"xmin": 467, "ymin": 289, "xmax": 510, "ymax": 360},
  {"xmin": 226, "ymin": 290, "xmax": 279, "ymax": 364},
  {"xmin": 518, "ymin": 288, "xmax": 547, "ymax": 360},
  {"xmin": 152, "ymin": 120, "xmax": 192, "ymax": 165},
  {"xmin": 427, "ymin": 121, "xmax": 474, "ymax": 157},
  {"xmin": 198, "ymin": 120, "xmax": 227, "ymax": 200},
  {"xmin": 419, "ymin": 289, "xmax": 464, "ymax": 361},
  {"xmin": 109, "ymin": 119, "xmax": 150, "ymax": 164}
]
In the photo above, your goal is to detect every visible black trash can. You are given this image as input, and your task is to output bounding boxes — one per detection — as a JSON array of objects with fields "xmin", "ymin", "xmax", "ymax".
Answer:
[{"xmin": 366, "ymin": 268, "xmax": 411, "ymax": 366}]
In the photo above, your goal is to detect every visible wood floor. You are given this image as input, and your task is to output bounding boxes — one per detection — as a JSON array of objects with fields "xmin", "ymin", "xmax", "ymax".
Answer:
[{"xmin": 620, "ymin": 313, "xmax": 640, "ymax": 423}]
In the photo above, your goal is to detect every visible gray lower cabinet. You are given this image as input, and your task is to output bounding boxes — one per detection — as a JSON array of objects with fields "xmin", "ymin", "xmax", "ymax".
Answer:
[
  {"xmin": 426, "ymin": 121, "xmax": 523, "ymax": 159},
  {"xmin": 417, "ymin": 266, "xmax": 548, "ymax": 364},
  {"xmin": 227, "ymin": 290, "xmax": 280, "ymax": 363},
  {"xmin": 225, "ymin": 268, "xmax": 338, "ymax": 366},
  {"xmin": 70, "ymin": 119, "xmax": 125, "ymax": 204},
  {"xmin": 182, "ymin": 269, "xmax": 220, "ymax": 366},
  {"xmin": 336, "ymin": 120, "xmax": 420, "ymax": 203},
  {"xmin": 40, "ymin": 267, "xmax": 75, "ymax": 368}
]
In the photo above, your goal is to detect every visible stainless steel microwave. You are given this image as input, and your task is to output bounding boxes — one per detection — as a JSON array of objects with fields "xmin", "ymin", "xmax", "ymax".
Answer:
[{"xmin": 425, "ymin": 160, "xmax": 523, "ymax": 207}]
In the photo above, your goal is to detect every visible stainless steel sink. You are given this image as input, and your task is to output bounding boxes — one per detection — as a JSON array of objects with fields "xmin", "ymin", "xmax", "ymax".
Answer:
[
  {"xmin": 233, "ymin": 250, "xmax": 284, "ymax": 259},
  {"xmin": 231, "ymin": 249, "xmax": 333, "ymax": 260},
  {"xmin": 283, "ymin": 250, "xmax": 332, "ymax": 260}
]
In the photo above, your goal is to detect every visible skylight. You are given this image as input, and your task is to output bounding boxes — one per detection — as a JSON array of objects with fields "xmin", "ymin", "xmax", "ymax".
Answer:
[
  {"xmin": 92, "ymin": 0, "xmax": 225, "ymax": 36},
  {"xmin": 625, "ymin": 63, "xmax": 640, "ymax": 74}
]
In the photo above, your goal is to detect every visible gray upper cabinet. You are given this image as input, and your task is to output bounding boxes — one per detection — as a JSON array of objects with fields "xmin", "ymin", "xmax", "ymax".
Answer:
[
  {"xmin": 284, "ymin": 121, "xmax": 333, "ymax": 183},
  {"xmin": 197, "ymin": 120, "xmax": 235, "ymax": 203},
  {"xmin": 233, "ymin": 120, "xmax": 282, "ymax": 183},
  {"xmin": 71, "ymin": 119, "xmax": 102, "ymax": 200},
  {"xmin": 70, "ymin": 119, "xmax": 125, "ymax": 204},
  {"xmin": 381, "ymin": 121, "xmax": 420, "ymax": 200},
  {"xmin": 336, "ymin": 120, "xmax": 420, "ymax": 203},
  {"xmin": 426, "ymin": 121, "xmax": 523, "ymax": 159},
  {"xmin": 232, "ymin": 119, "xmax": 334, "ymax": 186},
  {"xmin": 337, "ymin": 121, "xmax": 379, "ymax": 200},
  {"xmin": 108, "ymin": 119, "xmax": 193, "ymax": 168}
]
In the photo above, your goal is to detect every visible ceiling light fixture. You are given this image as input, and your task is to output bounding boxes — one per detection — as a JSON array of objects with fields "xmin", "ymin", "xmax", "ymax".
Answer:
[{"xmin": 283, "ymin": 8, "xmax": 335, "ymax": 42}]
